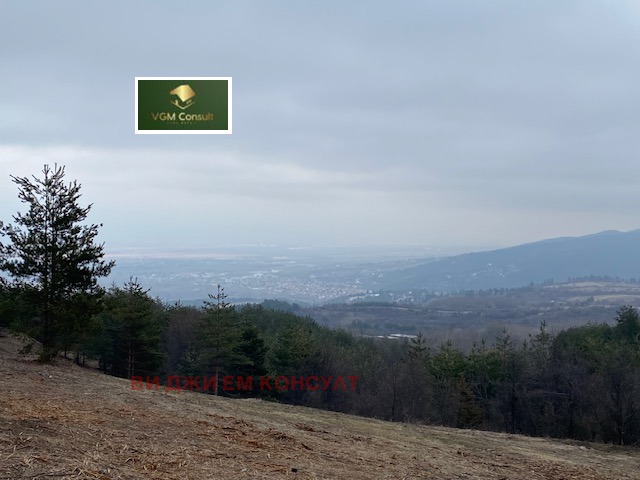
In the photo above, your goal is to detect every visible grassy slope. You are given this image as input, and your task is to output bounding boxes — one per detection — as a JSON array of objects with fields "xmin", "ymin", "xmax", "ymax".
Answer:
[{"xmin": 1, "ymin": 332, "xmax": 639, "ymax": 480}]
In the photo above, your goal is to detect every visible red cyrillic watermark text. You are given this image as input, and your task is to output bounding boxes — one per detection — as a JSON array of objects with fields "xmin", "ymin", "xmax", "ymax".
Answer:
[{"xmin": 131, "ymin": 375, "xmax": 359, "ymax": 393}]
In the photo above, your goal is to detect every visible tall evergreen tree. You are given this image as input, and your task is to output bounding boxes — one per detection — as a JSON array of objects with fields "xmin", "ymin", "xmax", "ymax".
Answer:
[
  {"xmin": 614, "ymin": 305, "xmax": 640, "ymax": 343},
  {"xmin": 0, "ymin": 164, "xmax": 114, "ymax": 361},
  {"xmin": 408, "ymin": 332, "xmax": 431, "ymax": 364},
  {"xmin": 92, "ymin": 279, "xmax": 165, "ymax": 378},
  {"xmin": 198, "ymin": 285, "xmax": 249, "ymax": 394}
]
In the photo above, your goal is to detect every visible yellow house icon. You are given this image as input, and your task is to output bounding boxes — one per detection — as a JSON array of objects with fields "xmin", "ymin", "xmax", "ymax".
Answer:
[{"xmin": 169, "ymin": 84, "xmax": 196, "ymax": 110}]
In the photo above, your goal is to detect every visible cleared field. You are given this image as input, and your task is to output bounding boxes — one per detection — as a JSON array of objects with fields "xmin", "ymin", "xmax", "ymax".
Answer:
[{"xmin": 1, "ymin": 332, "xmax": 639, "ymax": 480}]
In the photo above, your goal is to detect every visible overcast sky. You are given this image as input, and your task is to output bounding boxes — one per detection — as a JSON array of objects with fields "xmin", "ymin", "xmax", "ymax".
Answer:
[{"xmin": 1, "ymin": 1, "xmax": 639, "ymax": 253}]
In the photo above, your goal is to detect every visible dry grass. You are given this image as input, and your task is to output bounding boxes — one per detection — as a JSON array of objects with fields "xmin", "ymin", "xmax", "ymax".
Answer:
[{"xmin": 1, "ymin": 331, "xmax": 639, "ymax": 480}]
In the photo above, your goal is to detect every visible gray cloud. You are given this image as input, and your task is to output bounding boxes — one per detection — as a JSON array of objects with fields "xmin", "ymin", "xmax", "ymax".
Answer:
[{"xmin": 1, "ymin": 1, "xmax": 639, "ymax": 250}]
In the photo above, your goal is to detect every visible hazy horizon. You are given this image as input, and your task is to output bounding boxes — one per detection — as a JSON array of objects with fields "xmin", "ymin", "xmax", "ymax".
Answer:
[{"xmin": 102, "ymin": 227, "xmax": 640, "ymax": 260}]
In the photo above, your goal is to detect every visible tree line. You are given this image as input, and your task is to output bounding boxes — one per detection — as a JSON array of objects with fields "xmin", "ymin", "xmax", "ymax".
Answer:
[
  {"xmin": 1, "ymin": 165, "xmax": 639, "ymax": 446},
  {"xmin": 4, "ymin": 276, "xmax": 638, "ymax": 445}
]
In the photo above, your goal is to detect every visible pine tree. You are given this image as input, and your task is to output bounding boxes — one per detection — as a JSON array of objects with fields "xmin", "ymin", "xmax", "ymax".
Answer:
[
  {"xmin": 271, "ymin": 322, "xmax": 315, "ymax": 376},
  {"xmin": 614, "ymin": 305, "xmax": 640, "ymax": 343},
  {"xmin": 408, "ymin": 332, "xmax": 431, "ymax": 364},
  {"xmin": 0, "ymin": 164, "xmax": 114, "ymax": 361},
  {"xmin": 198, "ymin": 284, "xmax": 248, "ymax": 395},
  {"xmin": 235, "ymin": 322, "xmax": 267, "ymax": 378},
  {"xmin": 92, "ymin": 279, "xmax": 165, "ymax": 378}
]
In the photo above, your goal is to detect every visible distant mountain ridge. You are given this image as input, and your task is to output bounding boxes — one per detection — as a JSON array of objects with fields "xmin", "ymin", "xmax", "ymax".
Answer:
[{"xmin": 378, "ymin": 229, "xmax": 640, "ymax": 292}]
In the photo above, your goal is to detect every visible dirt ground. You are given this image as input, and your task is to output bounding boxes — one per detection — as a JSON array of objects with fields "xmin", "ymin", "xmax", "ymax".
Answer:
[{"xmin": 1, "ymin": 331, "xmax": 639, "ymax": 480}]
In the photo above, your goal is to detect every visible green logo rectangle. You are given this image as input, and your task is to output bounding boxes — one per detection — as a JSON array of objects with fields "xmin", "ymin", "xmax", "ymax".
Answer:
[{"xmin": 135, "ymin": 77, "xmax": 232, "ymax": 134}]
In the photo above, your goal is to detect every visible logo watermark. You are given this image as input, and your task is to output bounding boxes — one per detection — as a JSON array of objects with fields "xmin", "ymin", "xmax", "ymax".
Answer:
[
  {"xmin": 135, "ymin": 77, "xmax": 232, "ymax": 134},
  {"xmin": 169, "ymin": 84, "xmax": 196, "ymax": 110}
]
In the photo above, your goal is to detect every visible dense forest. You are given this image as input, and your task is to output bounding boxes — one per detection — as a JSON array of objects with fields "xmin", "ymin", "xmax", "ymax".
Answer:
[
  {"xmin": 1, "ymin": 165, "xmax": 639, "ymax": 447},
  {"xmin": 2, "ymin": 281, "xmax": 640, "ymax": 446}
]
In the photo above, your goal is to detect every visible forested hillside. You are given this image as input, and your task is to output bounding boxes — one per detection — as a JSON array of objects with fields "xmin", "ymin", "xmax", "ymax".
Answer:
[
  {"xmin": 2, "ymin": 281, "xmax": 640, "ymax": 445},
  {"xmin": 379, "ymin": 230, "xmax": 640, "ymax": 291},
  {"xmin": 1, "ymin": 165, "xmax": 639, "ymax": 446},
  {"xmin": 4, "ymin": 332, "xmax": 639, "ymax": 479}
]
